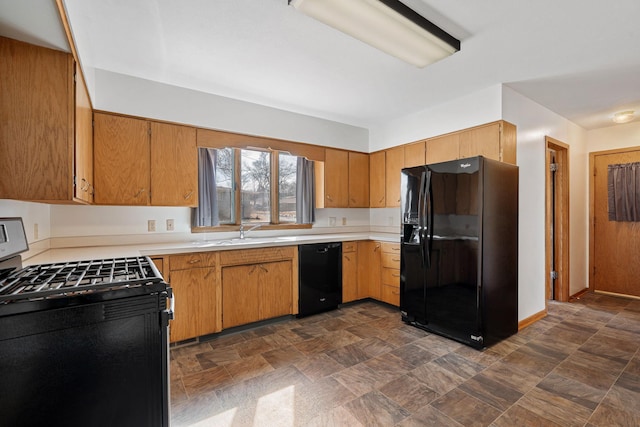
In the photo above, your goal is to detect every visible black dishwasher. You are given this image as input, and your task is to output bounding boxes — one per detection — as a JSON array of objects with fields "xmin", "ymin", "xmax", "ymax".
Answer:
[{"xmin": 298, "ymin": 242, "xmax": 342, "ymax": 317}]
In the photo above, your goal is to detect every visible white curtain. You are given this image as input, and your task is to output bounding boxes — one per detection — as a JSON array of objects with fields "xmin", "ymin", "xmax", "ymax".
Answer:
[
  {"xmin": 296, "ymin": 157, "xmax": 315, "ymax": 224},
  {"xmin": 192, "ymin": 148, "xmax": 219, "ymax": 227}
]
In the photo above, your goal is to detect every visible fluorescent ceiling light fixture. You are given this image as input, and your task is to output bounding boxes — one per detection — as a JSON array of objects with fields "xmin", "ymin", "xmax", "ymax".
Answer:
[
  {"xmin": 289, "ymin": 0, "xmax": 460, "ymax": 68},
  {"xmin": 612, "ymin": 110, "xmax": 635, "ymax": 124}
]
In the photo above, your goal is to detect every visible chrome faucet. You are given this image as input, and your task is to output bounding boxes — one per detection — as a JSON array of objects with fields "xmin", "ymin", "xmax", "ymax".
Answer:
[{"xmin": 239, "ymin": 223, "xmax": 263, "ymax": 239}]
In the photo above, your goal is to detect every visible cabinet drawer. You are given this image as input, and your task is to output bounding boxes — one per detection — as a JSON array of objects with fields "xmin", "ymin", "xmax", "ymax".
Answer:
[
  {"xmin": 381, "ymin": 284, "xmax": 400, "ymax": 306},
  {"xmin": 170, "ymin": 252, "xmax": 217, "ymax": 271},
  {"xmin": 382, "ymin": 267, "xmax": 400, "ymax": 286},
  {"xmin": 343, "ymin": 242, "xmax": 357, "ymax": 253},
  {"xmin": 381, "ymin": 242, "xmax": 400, "ymax": 254},
  {"xmin": 219, "ymin": 246, "xmax": 295, "ymax": 266},
  {"xmin": 381, "ymin": 252, "xmax": 400, "ymax": 269}
]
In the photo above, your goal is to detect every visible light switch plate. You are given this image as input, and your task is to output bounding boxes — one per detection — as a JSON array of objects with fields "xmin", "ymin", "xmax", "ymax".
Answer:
[
  {"xmin": 148, "ymin": 220, "xmax": 156, "ymax": 232},
  {"xmin": 166, "ymin": 219, "xmax": 175, "ymax": 231}
]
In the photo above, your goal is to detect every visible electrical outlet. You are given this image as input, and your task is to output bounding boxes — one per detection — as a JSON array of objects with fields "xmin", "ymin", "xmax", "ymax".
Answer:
[
  {"xmin": 34, "ymin": 223, "xmax": 39, "ymax": 240},
  {"xmin": 148, "ymin": 220, "xmax": 156, "ymax": 232},
  {"xmin": 328, "ymin": 217, "xmax": 336, "ymax": 227},
  {"xmin": 166, "ymin": 219, "xmax": 175, "ymax": 231},
  {"xmin": 342, "ymin": 217, "xmax": 347, "ymax": 226}
]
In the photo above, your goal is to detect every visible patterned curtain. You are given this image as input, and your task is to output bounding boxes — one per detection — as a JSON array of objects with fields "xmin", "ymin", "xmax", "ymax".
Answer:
[{"xmin": 608, "ymin": 162, "xmax": 640, "ymax": 221}]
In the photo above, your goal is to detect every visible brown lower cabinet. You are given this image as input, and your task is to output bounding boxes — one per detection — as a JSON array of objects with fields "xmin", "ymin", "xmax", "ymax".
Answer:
[
  {"xmin": 380, "ymin": 242, "xmax": 401, "ymax": 306},
  {"xmin": 342, "ymin": 242, "xmax": 358, "ymax": 303},
  {"xmin": 220, "ymin": 246, "xmax": 296, "ymax": 329},
  {"xmin": 167, "ymin": 252, "xmax": 219, "ymax": 343},
  {"xmin": 222, "ymin": 260, "xmax": 292, "ymax": 328},
  {"xmin": 162, "ymin": 241, "xmax": 406, "ymax": 343}
]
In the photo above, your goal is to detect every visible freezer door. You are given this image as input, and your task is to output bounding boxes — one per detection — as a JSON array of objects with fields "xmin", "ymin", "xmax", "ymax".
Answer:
[{"xmin": 400, "ymin": 166, "xmax": 428, "ymax": 323}]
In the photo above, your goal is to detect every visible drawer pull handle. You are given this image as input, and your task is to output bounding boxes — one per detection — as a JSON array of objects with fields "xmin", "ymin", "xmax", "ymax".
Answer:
[
  {"xmin": 392, "ymin": 258, "xmax": 400, "ymax": 262},
  {"xmin": 184, "ymin": 190, "xmax": 194, "ymax": 200},
  {"xmin": 188, "ymin": 259, "xmax": 201, "ymax": 264},
  {"xmin": 134, "ymin": 188, "xmax": 145, "ymax": 198},
  {"xmin": 392, "ymin": 273, "xmax": 400, "ymax": 277}
]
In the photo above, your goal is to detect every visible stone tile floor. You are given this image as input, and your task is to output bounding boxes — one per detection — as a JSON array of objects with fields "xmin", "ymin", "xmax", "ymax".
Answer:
[{"xmin": 170, "ymin": 292, "xmax": 640, "ymax": 426}]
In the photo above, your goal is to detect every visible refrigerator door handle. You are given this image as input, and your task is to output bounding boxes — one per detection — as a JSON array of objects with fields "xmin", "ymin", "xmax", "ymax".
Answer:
[
  {"xmin": 418, "ymin": 170, "xmax": 426, "ymax": 266},
  {"xmin": 423, "ymin": 171, "xmax": 432, "ymax": 268}
]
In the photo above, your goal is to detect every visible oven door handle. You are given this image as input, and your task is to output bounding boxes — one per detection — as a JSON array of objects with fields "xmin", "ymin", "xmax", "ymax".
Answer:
[{"xmin": 162, "ymin": 287, "xmax": 175, "ymax": 324}]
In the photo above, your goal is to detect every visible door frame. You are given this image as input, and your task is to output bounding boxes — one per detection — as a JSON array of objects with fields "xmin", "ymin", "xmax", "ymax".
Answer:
[
  {"xmin": 589, "ymin": 145, "xmax": 640, "ymax": 292},
  {"xmin": 545, "ymin": 137, "xmax": 570, "ymax": 302}
]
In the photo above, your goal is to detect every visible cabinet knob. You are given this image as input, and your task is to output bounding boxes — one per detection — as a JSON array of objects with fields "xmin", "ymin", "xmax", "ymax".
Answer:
[
  {"xmin": 379, "ymin": 197, "xmax": 385, "ymax": 203},
  {"xmin": 326, "ymin": 195, "xmax": 333, "ymax": 201}
]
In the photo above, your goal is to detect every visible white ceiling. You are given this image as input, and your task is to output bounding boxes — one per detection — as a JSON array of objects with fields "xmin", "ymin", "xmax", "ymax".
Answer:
[{"xmin": 2, "ymin": 0, "xmax": 640, "ymax": 130}]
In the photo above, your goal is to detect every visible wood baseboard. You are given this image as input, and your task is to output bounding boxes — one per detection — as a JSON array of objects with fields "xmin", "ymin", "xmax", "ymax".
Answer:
[
  {"xmin": 570, "ymin": 288, "xmax": 589, "ymax": 300},
  {"xmin": 518, "ymin": 309, "xmax": 547, "ymax": 331},
  {"xmin": 594, "ymin": 290, "xmax": 640, "ymax": 301}
]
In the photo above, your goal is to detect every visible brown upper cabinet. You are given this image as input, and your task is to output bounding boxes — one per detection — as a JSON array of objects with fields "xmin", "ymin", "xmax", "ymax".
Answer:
[
  {"xmin": 404, "ymin": 141, "xmax": 426, "ymax": 167},
  {"xmin": 319, "ymin": 148, "xmax": 370, "ymax": 208},
  {"xmin": 348, "ymin": 152, "xmax": 369, "ymax": 207},
  {"xmin": 93, "ymin": 112, "xmax": 198, "ymax": 206},
  {"xmin": 426, "ymin": 121, "xmax": 517, "ymax": 165},
  {"xmin": 385, "ymin": 146, "xmax": 404, "ymax": 208},
  {"xmin": 0, "ymin": 36, "xmax": 93, "ymax": 203},
  {"xmin": 369, "ymin": 151, "xmax": 386, "ymax": 208},
  {"xmin": 323, "ymin": 148, "xmax": 349, "ymax": 208}
]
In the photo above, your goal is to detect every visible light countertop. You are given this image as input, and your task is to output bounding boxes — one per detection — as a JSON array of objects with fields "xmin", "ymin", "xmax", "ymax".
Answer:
[{"xmin": 23, "ymin": 232, "xmax": 399, "ymax": 266}]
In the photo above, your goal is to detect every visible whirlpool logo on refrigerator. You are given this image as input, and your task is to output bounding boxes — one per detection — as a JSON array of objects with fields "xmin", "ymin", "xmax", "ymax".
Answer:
[{"xmin": 460, "ymin": 163, "xmax": 472, "ymax": 168}]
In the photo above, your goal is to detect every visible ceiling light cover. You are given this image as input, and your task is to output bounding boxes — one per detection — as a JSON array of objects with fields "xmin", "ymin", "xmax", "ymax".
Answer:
[
  {"xmin": 612, "ymin": 110, "xmax": 635, "ymax": 124},
  {"xmin": 290, "ymin": 0, "xmax": 460, "ymax": 68}
]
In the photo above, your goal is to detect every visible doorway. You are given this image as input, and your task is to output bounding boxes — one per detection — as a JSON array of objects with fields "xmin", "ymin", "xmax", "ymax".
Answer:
[
  {"xmin": 590, "ymin": 147, "xmax": 640, "ymax": 298},
  {"xmin": 545, "ymin": 137, "xmax": 569, "ymax": 302}
]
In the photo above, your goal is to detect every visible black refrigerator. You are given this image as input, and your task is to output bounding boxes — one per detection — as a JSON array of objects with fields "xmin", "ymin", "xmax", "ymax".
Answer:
[{"xmin": 400, "ymin": 156, "xmax": 518, "ymax": 349}]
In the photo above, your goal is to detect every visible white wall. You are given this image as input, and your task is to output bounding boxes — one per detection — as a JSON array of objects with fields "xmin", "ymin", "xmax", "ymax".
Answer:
[
  {"xmin": 0, "ymin": 199, "xmax": 51, "ymax": 258},
  {"xmin": 368, "ymin": 85, "xmax": 503, "ymax": 152},
  {"xmin": 93, "ymin": 69, "xmax": 369, "ymax": 152},
  {"xmin": 502, "ymin": 86, "xmax": 589, "ymax": 321},
  {"xmin": 587, "ymin": 121, "xmax": 640, "ymax": 152}
]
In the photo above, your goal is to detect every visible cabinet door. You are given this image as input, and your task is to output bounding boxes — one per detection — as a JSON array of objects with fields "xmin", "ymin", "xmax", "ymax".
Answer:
[
  {"xmin": 426, "ymin": 133, "xmax": 459, "ymax": 164},
  {"xmin": 150, "ymin": 122, "xmax": 198, "ymax": 207},
  {"xmin": 385, "ymin": 146, "xmax": 404, "ymax": 207},
  {"xmin": 324, "ymin": 148, "xmax": 349, "ymax": 207},
  {"xmin": 357, "ymin": 241, "xmax": 381, "ymax": 299},
  {"xmin": 342, "ymin": 251, "xmax": 358, "ymax": 303},
  {"xmin": 74, "ymin": 66, "xmax": 94, "ymax": 203},
  {"xmin": 369, "ymin": 151, "xmax": 386, "ymax": 208},
  {"xmin": 404, "ymin": 141, "xmax": 426, "ymax": 167},
  {"xmin": 459, "ymin": 122, "xmax": 500, "ymax": 161},
  {"xmin": 0, "ymin": 36, "xmax": 74, "ymax": 201},
  {"xmin": 222, "ymin": 264, "xmax": 260, "ymax": 328},
  {"xmin": 169, "ymin": 267, "xmax": 216, "ymax": 342},
  {"xmin": 94, "ymin": 113, "xmax": 150, "ymax": 205},
  {"xmin": 348, "ymin": 152, "xmax": 369, "ymax": 207},
  {"xmin": 259, "ymin": 261, "xmax": 292, "ymax": 320}
]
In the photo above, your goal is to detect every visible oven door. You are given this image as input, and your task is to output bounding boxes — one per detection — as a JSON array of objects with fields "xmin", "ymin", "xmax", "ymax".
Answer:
[{"xmin": 0, "ymin": 291, "xmax": 169, "ymax": 427}]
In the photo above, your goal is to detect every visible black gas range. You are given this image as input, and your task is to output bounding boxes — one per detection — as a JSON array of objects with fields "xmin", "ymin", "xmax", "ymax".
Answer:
[{"xmin": 0, "ymin": 218, "xmax": 173, "ymax": 427}]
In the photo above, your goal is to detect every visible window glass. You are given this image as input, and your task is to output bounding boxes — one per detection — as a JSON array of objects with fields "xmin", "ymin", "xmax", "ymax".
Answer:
[
  {"xmin": 215, "ymin": 147, "xmax": 234, "ymax": 224},
  {"xmin": 279, "ymin": 153, "xmax": 297, "ymax": 223},
  {"xmin": 241, "ymin": 149, "xmax": 271, "ymax": 223}
]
